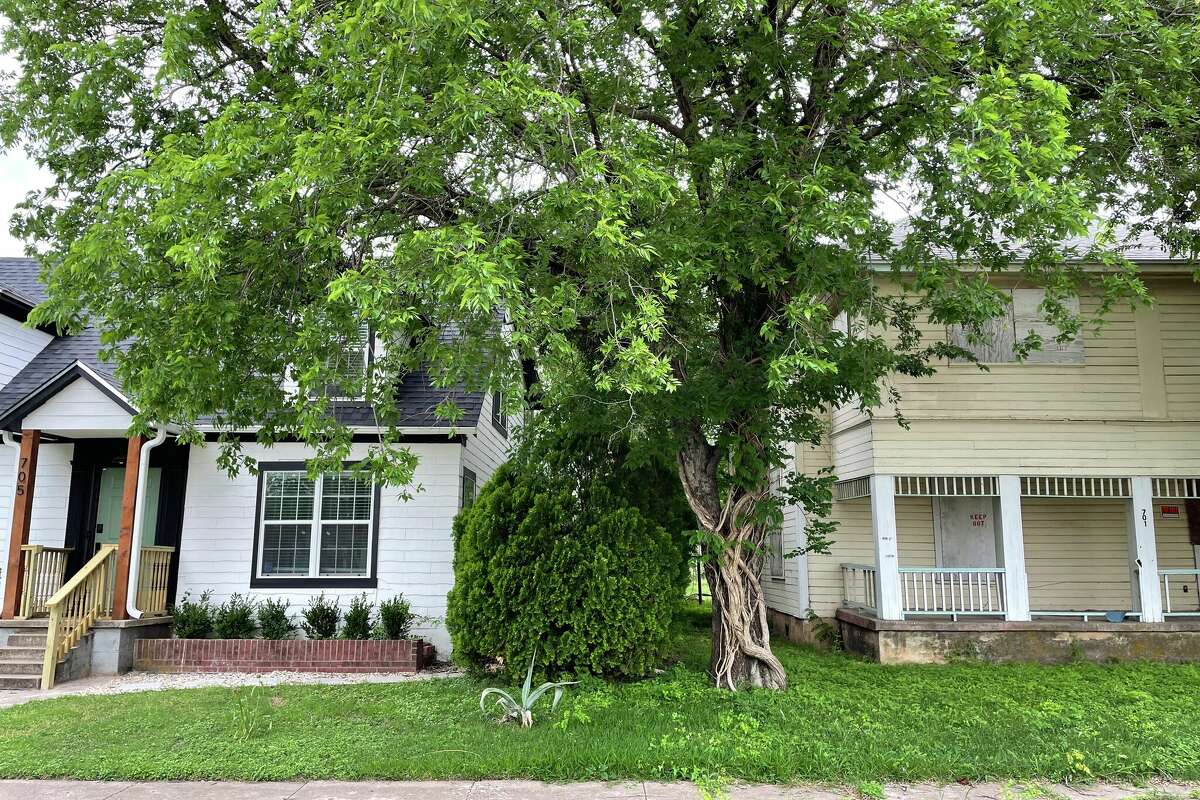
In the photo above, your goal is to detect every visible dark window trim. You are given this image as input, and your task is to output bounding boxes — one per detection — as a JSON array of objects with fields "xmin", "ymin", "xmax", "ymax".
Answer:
[
  {"xmin": 490, "ymin": 392, "xmax": 507, "ymax": 437},
  {"xmin": 249, "ymin": 460, "xmax": 381, "ymax": 589},
  {"xmin": 461, "ymin": 467, "xmax": 477, "ymax": 510}
]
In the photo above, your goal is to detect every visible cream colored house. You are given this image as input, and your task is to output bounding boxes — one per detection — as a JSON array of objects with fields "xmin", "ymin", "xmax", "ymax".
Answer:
[{"xmin": 764, "ymin": 237, "xmax": 1200, "ymax": 663}]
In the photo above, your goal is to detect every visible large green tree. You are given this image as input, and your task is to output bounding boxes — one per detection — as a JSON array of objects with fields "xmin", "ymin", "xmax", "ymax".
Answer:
[{"xmin": 2, "ymin": 0, "xmax": 1198, "ymax": 688}]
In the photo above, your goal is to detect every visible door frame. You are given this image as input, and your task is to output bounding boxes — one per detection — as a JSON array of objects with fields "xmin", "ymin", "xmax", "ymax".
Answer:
[{"xmin": 62, "ymin": 438, "xmax": 190, "ymax": 606}]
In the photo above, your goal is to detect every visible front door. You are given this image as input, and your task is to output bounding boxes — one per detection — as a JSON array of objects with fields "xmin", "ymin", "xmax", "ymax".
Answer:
[
  {"xmin": 934, "ymin": 497, "xmax": 1000, "ymax": 568},
  {"xmin": 93, "ymin": 467, "xmax": 162, "ymax": 552}
]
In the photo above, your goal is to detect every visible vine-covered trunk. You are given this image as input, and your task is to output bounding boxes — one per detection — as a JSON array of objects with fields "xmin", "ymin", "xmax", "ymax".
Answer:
[{"xmin": 678, "ymin": 427, "xmax": 788, "ymax": 691}]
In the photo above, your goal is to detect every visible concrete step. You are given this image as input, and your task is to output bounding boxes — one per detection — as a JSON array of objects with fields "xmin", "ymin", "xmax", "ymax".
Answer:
[
  {"xmin": 0, "ymin": 647, "xmax": 44, "ymax": 662},
  {"xmin": 0, "ymin": 674, "xmax": 40, "ymax": 690},
  {"xmin": 6, "ymin": 634, "xmax": 47, "ymax": 648},
  {"xmin": 0, "ymin": 660, "xmax": 42, "ymax": 676}
]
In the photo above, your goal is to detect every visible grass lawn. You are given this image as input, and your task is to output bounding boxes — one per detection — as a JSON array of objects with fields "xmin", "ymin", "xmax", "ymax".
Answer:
[{"xmin": 0, "ymin": 605, "xmax": 1198, "ymax": 784}]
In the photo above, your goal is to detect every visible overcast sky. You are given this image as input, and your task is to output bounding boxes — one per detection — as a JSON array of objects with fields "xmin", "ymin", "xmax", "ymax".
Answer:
[{"xmin": 0, "ymin": 46, "xmax": 50, "ymax": 259}]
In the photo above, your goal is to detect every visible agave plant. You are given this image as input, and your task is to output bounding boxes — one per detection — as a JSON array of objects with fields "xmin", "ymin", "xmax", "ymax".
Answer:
[{"xmin": 479, "ymin": 646, "xmax": 578, "ymax": 728}]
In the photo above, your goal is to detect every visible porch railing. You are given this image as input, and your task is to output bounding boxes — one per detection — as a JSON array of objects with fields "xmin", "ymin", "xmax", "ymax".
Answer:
[
  {"xmin": 900, "ymin": 568, "xmax": 1007, "ymax": 618},
  {"xmin": 41, "ymin": 545, "xmax": 117, "ymax": 690},
  {"xmin": 1160, "ymin": 568, "xmax": 1200, "ymax": 617},
  {"xmin": 18, "ymin": 545, "xmax": 72, "ymax": 618},
  {"xmin": 841, "ymin": 563, "xmax": 878, "ymax": 612},
  {"xmin": 136, "ymin": 546, "xmax": 174, "ymax": 615}
]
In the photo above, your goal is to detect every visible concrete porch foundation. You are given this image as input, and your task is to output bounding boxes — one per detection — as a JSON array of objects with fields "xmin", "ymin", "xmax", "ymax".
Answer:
[{"xmin": 836, "ymin": 608, "xmax": 1200, "ymax": 664}]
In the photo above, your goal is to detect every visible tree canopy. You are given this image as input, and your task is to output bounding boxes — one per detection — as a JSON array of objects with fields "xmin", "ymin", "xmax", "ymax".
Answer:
[{"xmin": 2, "ymin": 0, "xmax": 1199, "ymax": 687}]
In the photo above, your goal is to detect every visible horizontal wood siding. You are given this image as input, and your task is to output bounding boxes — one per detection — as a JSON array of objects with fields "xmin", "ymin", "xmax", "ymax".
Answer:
[
  {"xmin": 807, "ymin": 498, "xmax": 874, "ymax": 617},
  {"xmin": 176, "ymin": 441, "xmax": 462, "ymax": 652},
  {"xmin": 1156, "ymin": 511, "xmax": 1200, "ymax": 614},
  {"xmin": 1024, "ymin": 499, "xmax": 1133, "ymax": 612},
  {"xmin": 1159, "ymin": 279, "xmax": 1200, "ymax": 418},
  {"xmin": 23, "ymin": 378, "xmax": 132, "ymax": 433},
  {"xmin": 896, "ymin": 497, "xmax": 936, "ymax": 568},
  {"xmin": 832, "ymin": 422, "xmax": 874, "ymax": 480},
  {"xmin": 0, "ymin": 315, "xmax": 51, "ymax": 387},
  {"xmin": 872, "ymin": 419, "xmax": 1200, "ymax": 475}
]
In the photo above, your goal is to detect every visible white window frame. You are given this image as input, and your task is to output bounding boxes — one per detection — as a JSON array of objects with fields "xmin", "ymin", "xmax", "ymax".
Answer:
[{"xmin": 255, "ymin": 469, "xmax": 376, "ymax": 581}]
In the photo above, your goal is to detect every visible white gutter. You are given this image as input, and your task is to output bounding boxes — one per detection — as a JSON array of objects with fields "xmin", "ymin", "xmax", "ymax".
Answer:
[{"xmin": 126, "ymin": 425, "xmax": 167, "ymax": 619}]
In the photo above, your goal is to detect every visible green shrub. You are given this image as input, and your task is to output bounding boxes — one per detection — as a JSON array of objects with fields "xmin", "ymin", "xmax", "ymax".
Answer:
[
  {"xmin": 301, "ymin": 593, "xmax": 340, "ymax": 639},
  {"xmin": 171, "ymin": 591, "xmax": 215, "ymax": 639},
  {"xmin": 447, "ymin": 453, "xmax": 692, "ymax": 681},
  {"xmin": 378, "ymin": 595, "xmax": 414, "ymax": 639},
  {"xmin": 214, "ymin": 593, "xmax": 257, "ymax": 639},
  {"xmin": 257, "ymin": 598, "xmax": 296, "ymax": 640},
  {"xmin": 342, "ymin": 594, "xmax": 373, "ymax": 640}
]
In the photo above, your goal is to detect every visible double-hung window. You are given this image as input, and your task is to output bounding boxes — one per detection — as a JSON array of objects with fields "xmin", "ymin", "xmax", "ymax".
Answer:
[{"xmin": 254, "ymin": 465, "xmax": 378, "ymax": 587}]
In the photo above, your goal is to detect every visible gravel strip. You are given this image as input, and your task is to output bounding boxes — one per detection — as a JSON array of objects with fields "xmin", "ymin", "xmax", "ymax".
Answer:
[{"xmin": 0, "ymin": 666, "xmax": 461, "ymax": 709}]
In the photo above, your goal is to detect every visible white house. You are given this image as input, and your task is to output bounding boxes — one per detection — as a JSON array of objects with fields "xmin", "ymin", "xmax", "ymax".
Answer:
[{"xmin": 0, "ymin": 257, "xmax": 513, "ymax": 687}]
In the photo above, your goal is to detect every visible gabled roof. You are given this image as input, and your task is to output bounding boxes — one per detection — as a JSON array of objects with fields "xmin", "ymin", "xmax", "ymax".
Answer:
[
  {"xmin": 0, "ymin": 259, "xmax": 486, "ymax": 432},
  {"xmin": 0, "ymin": 257, "xmax": 49, "ymax": 307}
]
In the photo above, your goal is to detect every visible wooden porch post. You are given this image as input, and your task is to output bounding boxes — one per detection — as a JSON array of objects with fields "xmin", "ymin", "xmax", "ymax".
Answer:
[
  {"xmin": 1128, "ymin": 475, "xmax": 1164, "ymax": 623},
  {"xmin": 996, "ymin": 475, "xmax": 1031, "ymax": 621},
  {"xmin": 870, "ymin": 474, "xmax": 903, "ymax": 620},
  {"xmin": 110, "ymin": 435, "xmax": 145, "ymax": 621},
  {"xmin": 2, "ymin": 430, "xmax": 41, "ymax": 619}
]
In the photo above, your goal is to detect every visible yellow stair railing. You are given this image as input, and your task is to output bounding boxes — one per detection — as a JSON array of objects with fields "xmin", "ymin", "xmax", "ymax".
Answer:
[
  {"xmin": 18, "ymin": 545, "xmax": 72, "ymax": 618},
  {"xmin": 41, "ymin": 545, "xmax": 117, "ymax": 690},
  {"xmin": 136, "ymin": 546, "xmax": 175, "ymax": 615}
]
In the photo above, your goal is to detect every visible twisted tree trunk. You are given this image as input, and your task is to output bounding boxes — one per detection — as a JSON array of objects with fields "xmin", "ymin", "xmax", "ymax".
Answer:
[{"xmin": 678, "ymin": 426, "xmax": 787, "ymax": 691}]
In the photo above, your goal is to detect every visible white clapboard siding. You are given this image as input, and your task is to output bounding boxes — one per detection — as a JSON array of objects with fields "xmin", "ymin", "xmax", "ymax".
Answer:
[
  {"xmin": 461, "ymin": 392, "xmax": 517, "ymax": 492},
  {"xmin": 806, "ymin": 497, "xmax": 874, "ymax": 617},
  {"xmin": 0, "ymin": 443, "xmax": 74, "ymax": 604},
  {"xmin": 176, "ymin": 440, "xmax": 463, "ymax": 652},
  {"xmin": 23, "ymin": 377, "xmax": 133, "ymax": 434},
  {"xmin": 0, "ymin": 315, "xmax": 52, "ymax": 387}
]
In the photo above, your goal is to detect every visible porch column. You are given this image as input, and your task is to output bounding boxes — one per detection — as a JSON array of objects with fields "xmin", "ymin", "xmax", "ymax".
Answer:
[
  {"xmin": 996, "ymin": 475, "xmax": 1031, "ymax": 621},
  {"xmin": 1, "ymin": 431, "xmax": 40, "ymax": 619},
  {"xmin": 870, "ymin": 474, "xmax": 903, "ymax": 620},
  {"xmin": 110, "ymin": 435, "xmax": 145, "ymax": 621},
  {"xmin": 1127, "ymin": 475, "xmax": 1163, "ymax": 623}
]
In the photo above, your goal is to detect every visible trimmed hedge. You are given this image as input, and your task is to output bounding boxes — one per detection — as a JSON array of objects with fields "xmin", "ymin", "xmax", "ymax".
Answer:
[{"xmin": 447, "ymin": 450, "xmax": 692, "ymax": 681}]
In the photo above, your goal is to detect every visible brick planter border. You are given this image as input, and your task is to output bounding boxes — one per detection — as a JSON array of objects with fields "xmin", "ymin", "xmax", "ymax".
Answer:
[{"xmin": 134, "ymin": 637, "xmax": 435, "ymax": 674}]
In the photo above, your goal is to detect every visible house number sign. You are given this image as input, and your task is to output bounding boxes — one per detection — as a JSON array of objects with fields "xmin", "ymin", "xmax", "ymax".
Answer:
[{"xmin": 14, "ymin": 456, "xmax": 30, "ymax": 497}]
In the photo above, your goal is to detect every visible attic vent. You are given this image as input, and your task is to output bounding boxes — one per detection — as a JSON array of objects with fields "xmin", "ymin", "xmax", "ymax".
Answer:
[
  {"xmin": 895, "ymin": 476, "xmax": 997, "ymax": 497},
  {"xmin": 834, "ymin": 477, "xmax": 871, "ymax": 501},
  {"xmin": 1152, "ymin": 478, "xmax": 1200, "ymax": 500},
  {"xmin": 1020, "ymin": 476, "xmax": 1131, "ymax": 499}
]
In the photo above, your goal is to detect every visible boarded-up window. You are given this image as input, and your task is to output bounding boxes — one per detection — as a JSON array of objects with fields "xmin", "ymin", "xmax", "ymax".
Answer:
[{"xmin": 949, "ymin": 289, "xmax": 1083, "ymax": 364}]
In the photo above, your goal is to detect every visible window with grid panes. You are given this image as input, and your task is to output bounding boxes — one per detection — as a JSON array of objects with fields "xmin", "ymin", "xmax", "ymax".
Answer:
[{"xmin": 257, "ymin": 469, "xmax": 374, "ymax": 579}]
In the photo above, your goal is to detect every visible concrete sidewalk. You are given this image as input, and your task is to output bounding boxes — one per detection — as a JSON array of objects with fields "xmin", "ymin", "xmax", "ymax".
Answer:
[{"xmin": 0, "ymin": 780, "xmax": 1193, "ymax": 800}]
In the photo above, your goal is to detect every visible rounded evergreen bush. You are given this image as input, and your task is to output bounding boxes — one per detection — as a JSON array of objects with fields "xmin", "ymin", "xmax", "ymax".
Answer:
[{"xmin": 447, "ymin": 430, "xmax": 693, "ymax": 681}]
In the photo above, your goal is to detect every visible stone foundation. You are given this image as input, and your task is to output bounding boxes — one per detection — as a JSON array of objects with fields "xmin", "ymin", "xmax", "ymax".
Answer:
[
  {"xmin": 837, "ymin": 608, "xmax": 1200, "ymax": 664},
  {"xmin": 135, "ymin": 637, "xmax": 435, "ymax": 673}
]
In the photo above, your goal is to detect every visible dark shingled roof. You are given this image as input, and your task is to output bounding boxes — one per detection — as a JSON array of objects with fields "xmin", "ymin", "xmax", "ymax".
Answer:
[
  {"xmin": 0, "ymin": 258, "xmax": 49, "ymax": 306},
  {"xmin": 0, "ymin": 261, "xmax": 485, "ymax": 430}
]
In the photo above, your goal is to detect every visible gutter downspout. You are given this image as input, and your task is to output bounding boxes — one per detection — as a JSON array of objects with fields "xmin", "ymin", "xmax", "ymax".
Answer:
[{"xmin": 126, "ymin": 425, "xmax": 167, "ymax": 620}]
